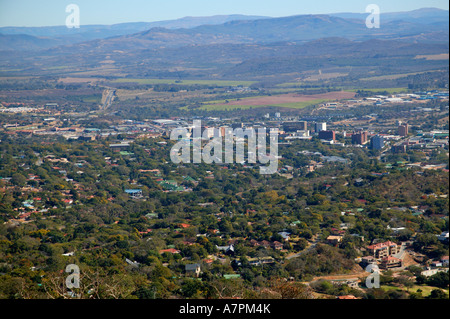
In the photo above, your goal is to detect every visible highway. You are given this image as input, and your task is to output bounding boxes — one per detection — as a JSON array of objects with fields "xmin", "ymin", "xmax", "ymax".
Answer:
[{"xmin": 101, "ymin": 88, "xmax": 116, "ymax": 111}]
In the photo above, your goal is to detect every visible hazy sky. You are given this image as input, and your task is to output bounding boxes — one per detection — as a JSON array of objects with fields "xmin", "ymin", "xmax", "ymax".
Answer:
[{"xmin": 0, "ymin": 0, "xmax": 448, "ymax": 27}]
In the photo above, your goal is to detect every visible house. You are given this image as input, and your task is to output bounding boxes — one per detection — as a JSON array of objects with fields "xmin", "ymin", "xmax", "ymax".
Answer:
[
  {"xmin": 159, "ymin": 248, "xmax": 180, "ymax": 254},
  {"xmin": 421, "ymin": 268, "xmax": 449, "ymax": 277},
  {"xmin": 278, "ymin": 231, "xmax": 291, "ymax": 241},
  {"xmin": 242, "ymin": 256, "xmax": 275, "ymax": 266},
  {"xmin": 185, "ymin": 264, "xmax": 201, "ymax": 277},
  {"xmin": 431, "ymin": 260, "xmax": 443, "ymax": 268},
  {"xmin": 260, "ymin": 240, "xmax": 271, "ymax": 248},
  {"xmin": 380, "ymin": 256, "xmax": 402, "ymax": 269},
  {"xmin": 62, "ymin": 252, "xmax": 75, "ymax": 257},
  {"xmin": 361, "ymin": 256, "xmax": 376, "ymax": 267},
  {"xmin": 125, "ymin": 189, "xmax": 143, "ymax": 199},
  {"xmin": 248, "ymin": 239, "xmax": 260, "ymax": 247},
  {"xmin": 327, "ymin": 235, "xmax": 343, "ymax": 246},
  {"xmin": 272, "ymin": 241, "xmax": 283, "ymax": 250},
  {"xmin": 125, "ymin": 258, "xmax": 140, "ymax": 268},
  {"xmin": 441, "ymin": 256, "xmax": 449, "ymax": 266},
  {"xmin": 367, "ymin": 241, "xmax": 400, "ymax": 259},
  {"xmin": 331, "ymin": 279, "xmax": 360, "ymax": 289},
  {"xmin": 216, "ymin": 244, "xmax": 235, "ymax": 255},
  {"xmin": 437, "ymin": 231, "xmax": 449, "ymax": 242}
]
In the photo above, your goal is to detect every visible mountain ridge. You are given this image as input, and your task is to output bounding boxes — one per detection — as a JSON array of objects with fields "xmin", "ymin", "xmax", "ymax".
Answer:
[{"xmin": 0, "ymin": 8, "xmax": 448, "ymax": 52}]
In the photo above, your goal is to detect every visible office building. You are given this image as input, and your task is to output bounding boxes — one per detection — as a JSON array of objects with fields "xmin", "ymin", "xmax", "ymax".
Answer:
[
  {"xmin": 283, "ymin": 121, "xmax": 307, "ymax": 132},
  {"xmin": 315, "ymin": 122, "xmax": 327, "ymax": 133},
  {"xmin": 352, "ymin": 131, "xmax": 368, "ymax": 145},
  {"xmin": 318, "ymin": 130, "xmax": 336, "ymax": 141},
  {"xmin": 371, "ymin": 135, "xmax": 384, "ymax": 150},
  {"xmin": 398, "ymin": 123, "xmax": 409, "ymax": 137}
]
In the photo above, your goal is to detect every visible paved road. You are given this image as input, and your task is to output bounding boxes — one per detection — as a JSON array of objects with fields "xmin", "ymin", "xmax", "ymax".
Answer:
[
  {"xmin": 101, "ymin": 88, "xmax": 115, "ymax": 111},
  {"xmin": 393, "ymin": 242, "xmax": 407, "ymax": 260},
  {"xmin": 286, "ymin": 237, "xmax": 319, "ymax": 260}
]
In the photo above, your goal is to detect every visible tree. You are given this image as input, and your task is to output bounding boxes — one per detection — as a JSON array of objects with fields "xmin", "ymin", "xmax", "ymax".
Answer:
[
  {"xmin": 427, "ymin": 289, "xmax": 448, "ymax": 299},
  {"xmin": 11, "ymin": 173, "xmax": 27, "ymax": 187},
  {"xmin": 426, "ymin": 271, "xmax": 449, "ymax": 289}
]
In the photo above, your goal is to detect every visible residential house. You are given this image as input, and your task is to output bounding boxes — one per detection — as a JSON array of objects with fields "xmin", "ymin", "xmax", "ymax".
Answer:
[
  {"xmin": 185, "ymin": 264, "xmax": 201, "ymax": 277},
  {"xmin": 367, "ymin": 241, "xmax": 400, "ymax": 259},
  {"xmin": 125, "ymin": 189, "xmax": 143, "ymax": 199},
  {"xmin": 278, "ymin": 231, "xmax": 291, "ymax": 241},
  {"xmin": 421, "ymin": 268, "xmax": 449, "ymax": 277},
  {"xmin": 431, "ymin": 260, "xmax": 443, "ymax": 268},
  {"xmin": 327, "ymin": 235, "xmax": 343, "ymax": 246},
  {"xmin": 441, "ymin": 256, "xmax": 449, "ymax": 266},
  {"xmin": 216, "ymin": 244, "xmax": 235, "ymax": 255},
  {"xmin": 380, "ymin": 256, "xmax": 402, "ymax": 269},
  {"xmin": 437, "ymin": 231, "xmax": 449, "ymax": 242},
  {"xmin": 248, "ymin": 239, "xmax": 260, "ymax": 247},
  {"xmin": 242, "ymin": 256, "xmax": 275, "ymax": 267},
  {"xmin": 361, "ymin": 256, "xmax": 376, "ymax": 267},
  {"xmin": 272, "ymin": 241, "xmax": 283, "ymax": 250},
  {"xmin": 331, "ymin": 278, "xmax": 360, "ymax": 289},
  {"xmin": 260, "ymin": 240, "xmax": 271, "ymax": 248},
  {"xmin": 159, "ymin": 248, "xmax": 181, "ymax": 254}
]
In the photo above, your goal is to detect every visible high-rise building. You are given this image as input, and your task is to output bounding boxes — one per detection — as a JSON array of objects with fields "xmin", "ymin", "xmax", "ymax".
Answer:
[
  {"xmin": 299, "ymin": 121, "xmax": 307, "ymax": 131},
  {"xmin": 283, "ymin": 121, "xmax": 307, "ymax": 132},
  {"xmin": 352, "ymin": 131, "xmax": 368, "ymax": 145},
  {"xmin": 315, "ymin": 122, "xmax": 327, "ymax": 133},
  {"xmin": 318, "ymin": 130, "xmax": 336, "ymax": 141},
  {"xmin": 371, "ymin": 135, "xmax": 384, "ymax": 150},
  {"xmin": 391, "ymin": 145, "xmax": 407, "ymax": 153},
  {"xmin": 398, "ymin": 123, "xmax": 409, "ymax": 137}
]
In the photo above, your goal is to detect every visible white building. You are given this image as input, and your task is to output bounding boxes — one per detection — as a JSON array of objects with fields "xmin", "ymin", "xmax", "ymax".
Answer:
[
  {"xmin": 438, "ymin": 231, "xmax": 449, "ymax": 242},
  {"xmin": 315, "ymin": 122, "xmax": 327, "ymax": 133}
]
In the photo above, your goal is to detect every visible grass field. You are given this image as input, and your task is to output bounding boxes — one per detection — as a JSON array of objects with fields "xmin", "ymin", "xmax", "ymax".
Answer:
[
  {"xmin": 111, "ymin": 78, "xmax": 256, "ymax": 87},
  {"xmin": 381, "ymin": 284, "xmax": 449, "ymax": 297},
  {"xmin": 199, "ymin": 91, "xmax": 355, "ymax": 111},
  {"xmin": 200, "ymin": 98, "xmax": 334, "ymax": 111}
]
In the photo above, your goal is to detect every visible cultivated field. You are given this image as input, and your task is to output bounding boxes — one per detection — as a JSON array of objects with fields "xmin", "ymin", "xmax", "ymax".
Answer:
[{"xmin": 111, "ymin": 78, "xmax": 256, "ymax": 87}]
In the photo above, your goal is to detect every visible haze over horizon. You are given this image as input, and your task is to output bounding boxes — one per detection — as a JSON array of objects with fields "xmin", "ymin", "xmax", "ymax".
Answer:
[{"xmin": 0, "ymin": 0, "xmax": 448, "ymax": 27}]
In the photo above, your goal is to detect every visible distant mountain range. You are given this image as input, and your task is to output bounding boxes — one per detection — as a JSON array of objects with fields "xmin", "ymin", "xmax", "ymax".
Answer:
[
  {"xmin": 329, "ymin": 7, "xmax": 449, "ymax": 24},
  {"xmin": 0, "ymin": 8, "xmax": 448, "ymax": 51},
  {"xmin": 0, "ymin": 15, "xmax": 268, "ymax": 50},
  {"xmin": 0, "ymin": 7, "xmax": 448, "ymax": 81}
]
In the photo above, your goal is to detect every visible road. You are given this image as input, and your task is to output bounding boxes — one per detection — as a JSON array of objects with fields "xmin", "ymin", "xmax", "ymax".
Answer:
[
  {"xmin": 286, "ymin": 236, "xmax": 320, "ymax": 260},
  {"xmin": 100, "ymin": 88, "xmax": 116, "ymax": 111},
  {"xmin": 393, "ymin": 242, "xmax": 407, "ymax": 260}
]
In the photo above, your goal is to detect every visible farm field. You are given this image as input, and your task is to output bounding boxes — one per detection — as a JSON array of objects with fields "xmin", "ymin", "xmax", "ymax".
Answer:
[{"xmin": 110, "ymin": 78, "xmax": 256, "ymax": 87}]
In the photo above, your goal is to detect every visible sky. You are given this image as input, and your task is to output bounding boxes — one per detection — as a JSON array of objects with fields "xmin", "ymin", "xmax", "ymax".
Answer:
[{"xmin": 0, "ymin": 0, "xmax": 448, "ymax": 27}]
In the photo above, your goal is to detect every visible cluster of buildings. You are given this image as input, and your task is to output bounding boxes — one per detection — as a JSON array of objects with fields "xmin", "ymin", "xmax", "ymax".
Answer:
[{"xmin": 355, "ymin": 91, "xmax": 449, "ymax": 106}]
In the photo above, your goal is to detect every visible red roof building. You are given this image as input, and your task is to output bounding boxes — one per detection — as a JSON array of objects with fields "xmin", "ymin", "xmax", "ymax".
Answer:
[
  {"xmin": 159, "ymin": 248, "xmax": 180, "ymax": 254},
  {"xmin": 367, "ymin": 241, "xmax": 400, "ymax": 259}
]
